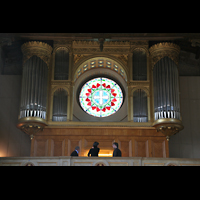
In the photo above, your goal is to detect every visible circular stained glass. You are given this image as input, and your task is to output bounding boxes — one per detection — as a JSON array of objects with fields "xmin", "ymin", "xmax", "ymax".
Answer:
[{"xmin": 79, "ymin": 77, "xmax": 123, "ymax": 117}]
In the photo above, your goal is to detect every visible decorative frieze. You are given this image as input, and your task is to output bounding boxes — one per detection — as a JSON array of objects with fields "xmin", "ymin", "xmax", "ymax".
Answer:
[
  {"xmin": 149, "ymin": 42, "xmax": 180, "ymax": 67},
  {"xmin": 72, "ymin": 40, "xmax": 131, "ymax": 54},
  {"xmin": 21, "ymin": 41, "xmax": 53, "ymax": 67}
]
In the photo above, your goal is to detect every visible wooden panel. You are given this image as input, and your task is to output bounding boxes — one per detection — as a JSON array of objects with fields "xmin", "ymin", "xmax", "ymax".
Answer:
[
  {"xmin": 151, "ymin": 139, "xmax": 166, "ymax": 158},
  {"xmin": 84, "ymin": 138, "xmax": 114, "ymax": 149},
  {"xmin": 34, "ymin": 139, "xmax": 48, "ymax": 156},
  {"xmin": 32, "ymin": 128, "xmax": 169, "ymax": 158},
  {"xmin": 51, "ymin": 139, "xmax": 65, "ymax": 156},
  {"xmin": 134, "ymin": 138, "xmax": 149, "ymax": 157},
  {"xmin": 83, "ymin": 137, "xmax": 115, "ymax": 157},
  {"xmin": 118, "ymin": 139, "xmax": 132, "ymax": 157}
]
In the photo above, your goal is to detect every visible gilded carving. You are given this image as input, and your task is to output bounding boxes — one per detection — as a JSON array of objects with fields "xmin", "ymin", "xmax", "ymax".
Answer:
[
  {"xmin": 72, "ymin": 40, "xmax": 130, "ymax": 54},
  {"xmin": 73, "ymin": 40, "xmax": 99, "ymax": 46},
  {"xmin": 149, "ymin": 42, "xmax": 180, "ymax": 67},
  {"xmin": 112, "ymin": 54, "xmax": 128, "ymax": 65},
  {"xmin": 153, "ymin": 118, "xmax": 183, "ymax": 141},
  {"xmin": 54, "ymin": 40, "xmax": 72, "ymax": 47},
  {"xmin": 130, "ymin": 41, "xmax": 149, "ymax": 54},
  {"xmin": 103, "ymin": 48, "xmax": 129, "ymax": 53},
  {"xmin": 74, "ymin": 54, "xmax": 85, "ymax": 64},
  {"xmin": 21, "ymin": 41, "xmax": 53, "ymax": 67},
  {"xmin": 73, "ymin": 48, "xmax": 100, "ymax": 53},
  {"xmin": 20, "ymin": 124, "xmax": 44, "ymax": 140},
  {"xmin": 130, "ymin": 40, "xmax": 148, "ymax": 46}
]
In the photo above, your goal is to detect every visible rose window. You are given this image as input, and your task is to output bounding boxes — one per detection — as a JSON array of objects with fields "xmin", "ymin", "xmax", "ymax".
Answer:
[{"xmin": 79, "ymin": 77, "xmax": 123, "ymax": 117}]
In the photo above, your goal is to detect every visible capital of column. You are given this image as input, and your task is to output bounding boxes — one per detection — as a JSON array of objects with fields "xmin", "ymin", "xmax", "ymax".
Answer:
[
  {"xmin": 149, "ymin": 42, "xmax": 180, "ymax": 68},
  {"xmin": 21, "ymin": 41, "xmax": 53, "ymax": 67}
]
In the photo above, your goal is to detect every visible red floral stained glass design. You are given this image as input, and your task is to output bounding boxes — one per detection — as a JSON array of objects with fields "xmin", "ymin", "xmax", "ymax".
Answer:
[{"xmin": 79, "ymin": 77, "xmax": 123, "ymax": 117}]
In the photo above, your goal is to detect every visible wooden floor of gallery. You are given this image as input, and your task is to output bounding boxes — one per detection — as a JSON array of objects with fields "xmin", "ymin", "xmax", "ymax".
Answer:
[{"xmin": 30, "ymin": 127, "xmax": 169, "ymax": 158}]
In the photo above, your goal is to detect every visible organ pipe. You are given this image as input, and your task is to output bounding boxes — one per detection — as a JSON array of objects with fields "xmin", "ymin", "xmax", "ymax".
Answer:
[
  {"xmin": 20, "ymin": 55, "xmax": 48, "ymax": 119},
  {"xmin": 52, "ymin": 88, "xmax": 68, "ymax": 121},
  {"xmin": 54, "ymin": 48, "xmax": 69, "ymax": 80},
  {"xmin": 153, "ymin": 56, "xmax": 180, "ymax": 120},
  {"xmin": 149, "ymin": 42, "xmax": 183, "ymax": 140},
  {"xmin": 133, "ymin": 89, "xmax": 148, "ymax": 122},
  {"xmin": 19, "ymin": 41, "xmax": 52, "ymax": 120},
  {"xmin": 132, "ymin": 48, "xmax": 147, "ymax": 80}
]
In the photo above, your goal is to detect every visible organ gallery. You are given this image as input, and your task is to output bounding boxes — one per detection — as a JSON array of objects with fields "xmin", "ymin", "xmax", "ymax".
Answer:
[{"xmin": 16, "ymin": 37, "xmax": 184, "ymax": 157}]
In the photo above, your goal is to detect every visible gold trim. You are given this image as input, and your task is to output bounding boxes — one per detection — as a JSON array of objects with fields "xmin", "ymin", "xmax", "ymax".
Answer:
[
  {"xmin": 17, "ymin": 117, "xmax": 47, "ymax": 125},
  {"xmin": 72, "ymin": 55, "xmax": 128, "ymax": 82},
  {"xmin": 21, "ymin": 41, "xmax": 53, "ymax": 67},
  {"xmin": 153, "ymin": 118, "xmax": 184, "ymax": 141},
  {"xmin": 47, "ymin": 121, "xmax": 153, "ymax": 128},
  {"xmin": 153, "ymin": 118, "xmax": 182, "ymax": 126},
  {"xmin": 149, "ymin": 42, "xmax": 180, "ymax": 67},
  {"xmin": 17, "ymin": 117, "xmax": 47, "ymax": 140}
]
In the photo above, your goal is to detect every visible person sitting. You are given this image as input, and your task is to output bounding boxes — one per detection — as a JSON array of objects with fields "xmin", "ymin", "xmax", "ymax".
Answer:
[{"xmin": 88, "ymin": 142, "xmax": 100, "ymax": 157}]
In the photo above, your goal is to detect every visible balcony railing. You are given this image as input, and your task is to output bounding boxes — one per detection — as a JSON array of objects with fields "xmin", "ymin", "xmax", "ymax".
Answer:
[{"xmin": 1, "ymin": 156, "xmax": 200, "ymax": 166}]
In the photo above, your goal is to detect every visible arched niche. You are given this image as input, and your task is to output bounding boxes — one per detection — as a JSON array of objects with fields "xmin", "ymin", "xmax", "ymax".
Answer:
[
  {"xmin": 54, "ymin": 47, "xmax": 69, "ymax": 80},
  {"xmin": 133, "ymin": 88, "xmax": 148, "ymax": 122},
  {"xmin": 132, "ymin": 48, "xmax": 147, "ymax": 80},
  {"xmin": 52, "ymin": 88, "xmax": 68, "ymax": 121}
]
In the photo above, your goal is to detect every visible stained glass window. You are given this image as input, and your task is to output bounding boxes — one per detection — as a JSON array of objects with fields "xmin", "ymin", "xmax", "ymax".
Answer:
[{"xmin": 79, "ymin": 77, "xmax": 123, "ymax": 117}]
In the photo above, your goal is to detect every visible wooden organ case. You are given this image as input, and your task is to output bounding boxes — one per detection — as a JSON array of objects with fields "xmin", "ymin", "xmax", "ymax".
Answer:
[{"xmin": 17, "ymin": 40, "xmax": 184, "ymax": 158}]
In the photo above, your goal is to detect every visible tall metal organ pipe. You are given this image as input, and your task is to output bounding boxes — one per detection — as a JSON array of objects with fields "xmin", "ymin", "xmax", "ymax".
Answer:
[
  {"xmin": 54, "ymin": 48, "xmax": 69, "ymax": 80},
  {"xmin": 19, "ymin": 55, "xmax": 48, "ymax": 119},
  {"xmin": 133, "ymin": 89, "xmax": 148, "ymax": 122},
  {"xmin": 52, "ymin": 88, "xmax": 68, "ymax": 121},
  {"xmin": 132, "ymin": 48, "xmax": 147, "ymax": 80},
  {"xmin": 149, "ymin": 42, "xmax": 181, "ymax": 122},
  {"xmin": 19, "ymin": 41, "xmax": 52, "ymax": 120},
  {"xmin": 153, "ymin": 56, "xmax": 180, "ymax": 120}
]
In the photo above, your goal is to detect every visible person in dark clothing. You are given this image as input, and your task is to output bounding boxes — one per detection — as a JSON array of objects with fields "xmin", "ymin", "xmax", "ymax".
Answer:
[
  {"xmin": 112, "ymin": 142, "xmax": 121, "ymax": 157},
  {"xmin": 88, "ymin": 142, "xmax": 100, "ymax": 157},
  {"xmin": 70, "ymin": 146, "xmax": 80, "ymax": 156}
]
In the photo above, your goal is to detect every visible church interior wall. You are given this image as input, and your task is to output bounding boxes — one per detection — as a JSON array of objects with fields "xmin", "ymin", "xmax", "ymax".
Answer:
[
  {"xmin": 1, "ymin": 75, "xmax": 200, "ymax": 158},
  {"xmin": 1, "ymin": 38, "xmax": 200, "ymax": 158},
  {"xmin": 169, "ymin": 76, "xmax": 200, "ymax": 158},
  {"xmin": 0, "ymin": 75, "xmax": 30, "ymax": 157}
]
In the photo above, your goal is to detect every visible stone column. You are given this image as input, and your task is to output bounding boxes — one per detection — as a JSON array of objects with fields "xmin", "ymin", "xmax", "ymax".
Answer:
[
  {"xmin": 149, "ymin": 42, "xmax": 183, "ymax": 141},
  {"xmin": 17, "ymin": 41, "xmax": 52, "ymax": 139}
]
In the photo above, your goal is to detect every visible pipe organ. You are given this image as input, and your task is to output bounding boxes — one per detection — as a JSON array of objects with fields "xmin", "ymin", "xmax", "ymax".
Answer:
[
  {"xmin": 149, "ymin": 43, "xmax": 183, "ymax": 140},
  {"xmin": 17, "ymin": 40, "xmax": 184, "ymax": 157},
  {"xmin": 19, "ymin": 55, "xmax": 48, "ymax": 119}
]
